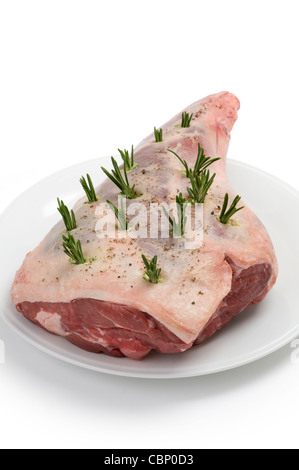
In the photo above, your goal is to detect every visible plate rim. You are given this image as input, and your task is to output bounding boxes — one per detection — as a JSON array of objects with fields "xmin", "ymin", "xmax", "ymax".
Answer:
[
  {"xmin": 1, "ymin": 310, "xmax": 299, "ymax": 379},
  {"xmin": 1, "ymin": 157, "xmax": 299, "ymax": 379}
]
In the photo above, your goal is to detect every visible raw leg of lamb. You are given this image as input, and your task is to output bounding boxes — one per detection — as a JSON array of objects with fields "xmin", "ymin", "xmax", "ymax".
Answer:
[{"xmin": 11, "ymin": 91, "xmax": 278, "ymax": 360}]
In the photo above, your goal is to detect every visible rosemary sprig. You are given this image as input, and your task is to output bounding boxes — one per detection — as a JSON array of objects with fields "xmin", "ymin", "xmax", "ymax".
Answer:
[
  {"xmin": 218, "ymin": 193, "xmax": 245, "ymax": 224},
  {"xmin": 142, "ymin": 255, "xmax": 161, "ymax": 284},
  {"xmin": 193, "ymin": 143, "xmax": 220, "ymax": 175},
  {"xmin": 163, "ymin": 193, "xmax": 187, "ymax": 237},
  {"xmin": 118, "ymin": 146, "xmax": 137, "ymax": 171},
  {"xmin": 154, "ymin": 127, "xmax": 163, "ymax": 142},
  {"xmin": 80, "ymin": 174, "xmax": 98, "ymax": 203},
  {"xmin": 181, "ymin": 111, "xmax": 193, "ymax": 128},
  {"xmin": 62, "ymin": 233, "xmax": 86, "ymax": 265},
  {"xmin": 101, "ymin": 157, "xmax": 139, "ymax": 199},
  {"xmin": 57, "ymin": 198, "xmax": 77, "ymax": 232},
  {"xmin": 187, "ymin": 170, "xmax": 216, "ymax": 204},
  {"xmin": 168, "ymin": 142, "xmax": 220, "ymax": 178},
  {"xmin": 106, "ymin": 198, "xmax": 128, "ymax": 231}
]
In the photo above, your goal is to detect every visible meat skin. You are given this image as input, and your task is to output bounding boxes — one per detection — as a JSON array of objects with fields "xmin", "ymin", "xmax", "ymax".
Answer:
[
  {"xmin": 16, "ymin": 258, "xmax": 271, "ymax": 359},
  {"xmin": 194, "ymin": 258, "xmax": 272, "ymax": 344},
  {"xmin": 12, "ymin": 91, "xmax": 278, "ymax": 359}
]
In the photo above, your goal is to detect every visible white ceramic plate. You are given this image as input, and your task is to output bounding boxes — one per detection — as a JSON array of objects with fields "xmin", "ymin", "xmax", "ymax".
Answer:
[{"xmin": 0, "ymin": 158, "xmax": 298, "ymax": 378}]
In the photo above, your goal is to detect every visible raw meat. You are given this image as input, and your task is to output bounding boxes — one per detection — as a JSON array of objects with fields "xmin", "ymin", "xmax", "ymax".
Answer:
[{"xmin": 12, "ymin": 91, "xmax": 278, "ymax": 360}]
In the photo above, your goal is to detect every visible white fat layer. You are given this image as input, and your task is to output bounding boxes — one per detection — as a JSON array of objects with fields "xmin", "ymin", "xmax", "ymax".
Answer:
[{"xmin": 35, "ymin": 311, "xmax": 68, "ymax": 337}]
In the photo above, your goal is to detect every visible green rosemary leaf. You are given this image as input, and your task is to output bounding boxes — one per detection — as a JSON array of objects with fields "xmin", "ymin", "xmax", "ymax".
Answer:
[
  {"xmin": 181, "ymin": 111, "xmax": 193, "ymax": 128},
  {"xmin": 118, "ymin": 146, "xmax": 137, "ymax": 171},
  {"xmin": 187, "ymin": 170, "xmax": 216, "ymax": 204},
  {"xmin": 220, "ymin": 193, "xmax": 229, "ymax": 219},
  {"xmin": 167, "ymin": 149, "xmax": 190, "ymax": 175},
  {"xmin": 101, "ymin": 165, "xmax": 123, "ymax": 191},
  {"xmin": 101, "ymin": 157, "xmax": 139, "ymax": 199},
  {"xmin": 163, "ymin": 193, "xmax": 187, "ymax": 237},
  {"xmin": 218, "ymin": 193, "xmax": 245, "ymax": 224},
  {"xmin": 106, "ymin": 198, "xmax": 128, "ymax": 231},
  {"xmin": 142, "ymin": 254, "xmax": 161, "ymax": 284},
  {"xmin": 168, "ymin": 142, "xmax": 220, "ymax": 178},
  {"xmin": 80, "ymin": 174, "xmax": 98, "ymax": 203},
  {"xmin": 62, "ymin": 233, "xmax": 86, "ymax": 265},
  {"xmin": 154, "ymin": 127, "xmax": 163, "ymax": 142},
  {"xmin": 57, "ymin": 198, "xmax": 77, "ymax": 232},
  {"xmin": 193, "ymin": 143, "xmax": 221, "ymax": 175}
]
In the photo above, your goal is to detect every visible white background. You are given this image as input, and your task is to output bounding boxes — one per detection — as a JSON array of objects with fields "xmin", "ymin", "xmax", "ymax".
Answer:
[{"xmin": 0, "ymin": 0, "xmax": 299, "ymax": 449}]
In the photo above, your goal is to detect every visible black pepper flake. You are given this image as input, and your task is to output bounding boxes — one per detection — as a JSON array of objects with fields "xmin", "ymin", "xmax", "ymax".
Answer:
[{"xmin": 192, "ymin": 301, "xmax": 196, "ymax": 305}]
